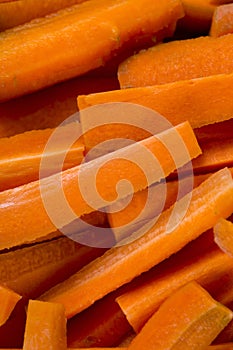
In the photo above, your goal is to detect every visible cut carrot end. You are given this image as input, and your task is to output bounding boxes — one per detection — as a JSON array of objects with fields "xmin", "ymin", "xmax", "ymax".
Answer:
[
  {"xmin": 0, "ymin": 285, "xmax": 21, "ymax": 327},
  {"xmin": 214, "ymin": 218, "xmax": 233, "ymax": 258}
]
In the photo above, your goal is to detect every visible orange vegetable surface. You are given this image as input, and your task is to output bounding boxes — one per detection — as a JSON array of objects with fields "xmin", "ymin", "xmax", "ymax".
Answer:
[
  {"xmin": 40, "ymin": 168, "xmax": 233, "ymax": 319},
  {"xmin": 127, "ymin": 282, "xmax": 233, "ymax": 350},
  {"xmin": 214, "ymin": 218, "xmax": 233, "ymax": 258},
  {"xmin": 0, "ymin": 286, "xmax": 21, "ymax": 327},
  {"xmin": 210, "ymin": 3, "xmax": 233, "ymax": 37},
  {"xmin": 118, "ymin": 34, "xmax": 233, "ymax": 88}
]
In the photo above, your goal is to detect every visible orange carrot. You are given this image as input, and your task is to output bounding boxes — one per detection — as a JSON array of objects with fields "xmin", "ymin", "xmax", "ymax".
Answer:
[
  {"xmin": 0, "ymin": 121, "xmax": 200, "ymax": 250},
  {"xmin": 208, "ymin": 345, "xmax": 233, "ymax": 350},
  {"xmin": 214, "ymin": 218, "xmax": 233, "ymax": 258},
  {"xmin": 23, "ymin": 300, "xmax": 66, "ymax": 350},
  {"xmin": 210, "ymin": 4, "xmax": 233, "ymax": 37},
  {"xmin": 0, "ymin": 0, "xmax": 184, "ymax": 101},
  {"xmin": 0, "ymin": 286, "xmax": 21, "ymax": 327},
  {"xmin": 78, "ymin": 74, "xmax": 233, "ymax": 154},
  {"xmin": 118, "ymin": 34, "xmax": 233, "ymax": 88},
  {"xmin": 0, "ymin": 0, "xmax": 87, "ymax": 30},
  {"xmin": 40, "ymin": 168, "xmax": 233, "ymax": 318},
  {"xmin": 127, "ymin": 282, "xmax": 233, "ymax": 350},
  {"xmin": 116, "ymin": 230, "xmax": 233, "ymax": 332},
  {"xmin": 0, "ymin": 235, "xmax": 105, "ymax": 299},
  {"xmin": 0, "ymin": 126, "xmax": 84, "ymax": 191}
]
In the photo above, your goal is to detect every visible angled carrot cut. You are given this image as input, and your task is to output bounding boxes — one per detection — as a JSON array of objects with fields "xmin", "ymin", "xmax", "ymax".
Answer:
[
  {"xmin": 214, "ymin": 218, "xmax": 233, "ymax": 258},
  {"xmin": 40, "ymin": 168, "xmax": 233, "ymax": 318},
  {"xmin": 127, "ymin": 282, "xmax": 233, "ymax": 350},
  {"xmin": 23, "ymin": 300, "xmax": 66, "ymax": 350},
  {"xmin": 0, "ymin": 121, "xmax": 200, "ymax": 250},
  {"xmin": 210, "ymin": 4, "xmax": 233, "ymax": 37},
  {"xmin": 118, "ymin": 34, "xmax": 233, "ymax": 88},
  {"xmin": 0, "ymin": 286, "xmax": 21, "ymax": 327},
  {"xmin": 0, "ymin": 0, "xmax": 184, "ymax": 101}
]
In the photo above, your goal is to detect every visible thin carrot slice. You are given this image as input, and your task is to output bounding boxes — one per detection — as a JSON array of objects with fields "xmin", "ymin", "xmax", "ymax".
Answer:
[
  {"xmin": 23, "ymin": 300, "xmax": 66, "ymax": 350},
  {"xmin": 0, "ymin": 126, "xmax": 84, "ymax": 191},
  {"xmin": 116, "ymin": 230, "xmax": 233, "ymax": 332},
  {"xmin": 39, "ymin": 168, "xmax": 233, "ymax": 318},
  {"xmin": 127, "ymin": 282, "xmax": 233, "ymax": 350},
  {"xmin": 0, "ymin": 0, "xmax": 184, "ymax": 101},
  {"xmin": 214, "ymin": 218, "xmax": 233, "ymax": 258},
  {"xmin": 210, "ymin": 4, "xmax": 233, "ymax": 37},
  {"xmin": 0, "ymin": 121, "xmax": 200, "ymax": 250},
  {"xmin": 118, "ymin": 34, "xmax": 233, "ymax": 88},
  {"xmin": 0, "ymin": 286, "xmax": 21, "ymax": 327},
  {"xmin": 78, "ymin": 74, "xmax": 233, "ymax": 152}
]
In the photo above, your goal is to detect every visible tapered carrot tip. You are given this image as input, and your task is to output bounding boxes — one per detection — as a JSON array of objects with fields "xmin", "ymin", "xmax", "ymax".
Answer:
[
  {"xmin": 127, "ymin": 282, "xmax": 233, "ymax": 350},
  {"xmin": 23, "ymin": 300, "xmax": 66, "ymax": 350},
  {"xmin": 210, "ymin": 4, "xmax": 233, "ymax": 37},
  {"xmin": 0, "ymin": 285, "xmax": 21, "ymax": 326},
  {"xmin": 214, "ymin": 218, "xmax": 233, "ymax": 258}
]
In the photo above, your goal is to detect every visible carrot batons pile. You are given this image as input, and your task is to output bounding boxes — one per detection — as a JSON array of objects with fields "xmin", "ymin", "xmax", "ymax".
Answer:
[{"xmin": 1, "ymin": 0, "xmax": 233, "ymax": 348}]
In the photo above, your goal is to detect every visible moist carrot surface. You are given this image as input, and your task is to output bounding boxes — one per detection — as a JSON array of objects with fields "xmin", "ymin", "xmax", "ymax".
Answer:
[
  {"xmin": 214, "ymin": 218, "xmax": 233, "ymax": 258},
  {"xmin": 40, "ymin": 168, "xmax": 233, "ymax": 319},
  {"xmin": 0, "ymin": 286, "xmax": 21, "ymax": 327},
  {"xmin": 127, "ymin": 282, "xmax": 233, "ymax": 350},
  {"xmin": 0, "ymin": 0, "xmax": 184, "ymax": 101},
  {"xmin": 118, "ymin": 34, "xmax": 233, "ymax": 88},
  {"xmin": 210, "ymin": 3, "xmax": 233, "ymax": 37},
  {"xmin": 0, "ymin": 121, "xmax": 200, "ymax": 250}
]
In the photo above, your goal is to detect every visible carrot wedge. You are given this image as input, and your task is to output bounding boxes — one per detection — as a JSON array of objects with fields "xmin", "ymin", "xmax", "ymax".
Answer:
[
  {"xmin": 210, "ymin": 4, "xmax": 233, "ymax": 37},
  {"xmin": 23, "ymin": 300, "xmax": 66, "ymax": 350},
  {"xmin": 0, "ymin": 0, "xmax": 184, "ymax": 101},
  {"xmin": 0, "ymin": 286, "xmax": 21, "ymax": 327},
  {"xmin": 118, "ymin": 34, "xmax": 233, "ymax": 88},
  {"xmin": 127, "ymin": 282, "xmax": 233, "ymax": 350},
  {"xmin": 214, "ymin": 219, "xmax": 233, "ymax": 258},
  {"xmin": 40, "ymin": 168, "xmax": 233, "ymax": 318},
  {"xmin": 0, "ymin": 121, "xmax": 200, "ymax": 250}
]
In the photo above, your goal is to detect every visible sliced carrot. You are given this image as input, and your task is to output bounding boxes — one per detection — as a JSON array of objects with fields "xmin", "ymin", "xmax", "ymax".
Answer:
[
  {"xmin": 127, "ymin": 282, "xmax": 233, "ymax": 350},
  {"xmin": 0, "ymin": 235, "xmax": 105, "ymax": 299},
  {"xmin": 39, "ymin": 168, "xmax": 233, "ymax": 318},
  {"xmin": 0, "ymin": 121, "xmax": 200, "ymax": 250},
  {"xmin": 0, "ymin": 126, "xmax": 84, "ymax": 191},
  {"xmin": 0, "ymin": 0, "xmax": 87, "ymax": 30},
  {"xmin": 78, "ymin": 74, "xmax": 233, "ymax": 153},
  {"xmin": 116, "ymin": 230, "xmax": 233, "ymax": 332},
  {"xmin": 214, "ymin": 218, "xmax": 233, "ymax": 258},
  {"xmin": 23, "ymin": 300, "xmax": 66, "ymax": 350},
  {"xmin": 0, "ymin": 0, "xmax": 184, "ymax": 101},
  {"xmin": 208, "ymin": 345, "xmax": 233, "ymax": 350},
  {"xmin": 210, "ymin": 4, "xmax": 233, "ymax": 37},
  {"xmin": 0, "ymin": 286, "xmax": 21, "ymax": 327},
  {"xmin": 118, "ymin": 34, "xmax": 233, "ymax": 88}
]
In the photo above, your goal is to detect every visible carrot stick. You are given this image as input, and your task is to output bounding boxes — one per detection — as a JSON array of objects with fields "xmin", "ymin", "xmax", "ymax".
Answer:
[
  {"xmin": 0, "ymin": 0, "xmax": 184, "ymax": 101},
  {"xmin": 0, "ymin": 235, "xmax": 105, "ymax": 299},
  {"xmin": 39, "ymin": 168, "xmax": 233, "ymax": 318},
  {"xmin": 23, "ymin": 300, "xmax": 66, "ymax": 350},
  {"xmin": 210, "ymin": 4, "xmax": 233, "ymax": 37},
  {"xmin": 127, "ymin": 282, "xmax": 233, "ymax": 350},
  {"xmin": 78, "ymin": 74, "xmax": 233, "ymax": 153},
  {"xmin": 0, "ymin": 0, "xmax": 87, "ymax": 31},
  {"xmin": 118, "ymin": 34, "xmax": 233, "ymax": 88},
  {"xmin": 0, "ymin": 121, "xmax": 200, "ymax": 250},
  {"xmin": 116, "ymin": 230, "xmax": 233, "ymax": 332},
  {"xmin": 0, "ymin": 126, "xmax": 84, "ymax": 191},
  {"xmin": 214, "ymin": 218, "xmax": 233, "ymax": 258},
  {"xmin": 0, "ymin": 286, "xmax": 21, "ymax": 327}
]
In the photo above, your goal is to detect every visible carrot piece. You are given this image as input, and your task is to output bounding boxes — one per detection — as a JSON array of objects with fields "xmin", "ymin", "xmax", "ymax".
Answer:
[
  {"xmin": 127, "ymin": 282, "xmax": 233, "ymax": 350},
  {"xmin": 208, "ymin": 345, "xmax": 233, "ymax": 350},
  {"xmin": 39, "ymin": 168, "xmax": 233, "ymax": 318},
  {"xmin": 118, "ymin": 34, "xmax": 233, "ymax": 88},
  {"xmin": 0, "ymin": 286, "xmax": 21, "ymax": 327},
  {"xmin": 0, "ymin": 121, "xmax": 200, "ymax": 250},
  {"xmin": 0, "ymin": 0, "xmax": 87, "ymax": 30},
  {"xmin": 0, "ymin": 0, "xmax": 184, "ymax": 101},
  {"xmin": 0, "ymin": 126, "xmax": 84, "ymax": 191},
  {"xmin": 210, "ymin": 4, "xmax": 233, "ymax": 37},
  {"xmin": 78, "ymin": 74, "xmax": 233, "ymax": 151},
  {"xmin": 116, "ymin": 230, "xmax": 233, "ymax": 332},
  {"xmin": 0, "ymin": 235, "xmax": 105, "ymax": 299},
  {"xmin": 214, "ymin": 218, "xmax": 233, "ymax": 258},
  {"xmin": 195, "ymin": 118, "xmax": 233, "ymax": 144},
  {"xmin": 23, "ymin": 300, "xmax": 66, "ymax": 350}
]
